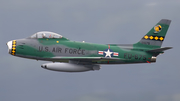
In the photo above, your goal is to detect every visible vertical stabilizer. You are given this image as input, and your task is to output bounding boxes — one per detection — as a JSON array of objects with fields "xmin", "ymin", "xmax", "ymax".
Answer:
[{"xmin": 134, "ymin": 19, "xmax": 171, "ymax": 49}]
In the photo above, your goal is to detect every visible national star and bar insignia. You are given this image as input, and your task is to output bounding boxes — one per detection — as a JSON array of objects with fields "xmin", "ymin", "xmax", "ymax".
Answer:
[{"xmin": 98, "ymin": 49, "xmax": 119, "ymax": 58}]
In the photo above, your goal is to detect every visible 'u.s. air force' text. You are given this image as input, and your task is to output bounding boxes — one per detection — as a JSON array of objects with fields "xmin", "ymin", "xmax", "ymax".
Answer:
[{"xmin": 38, "ymin": 46, "xmax": 85, "ymax": 55}]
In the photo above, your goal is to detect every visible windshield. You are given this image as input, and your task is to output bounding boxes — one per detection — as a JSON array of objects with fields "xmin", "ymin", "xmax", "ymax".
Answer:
[{"xmin": 30, "ymin": 31, "xmax": 63, "ymax": 39}]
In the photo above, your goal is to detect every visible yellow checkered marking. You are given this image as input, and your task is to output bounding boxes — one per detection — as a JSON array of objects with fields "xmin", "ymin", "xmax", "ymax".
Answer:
[
  {"xmin": 154, "ymin": 36, "xmax": 159, "ymax": 40},
  {"xmin": 144, "ymin": 35, "xmax": 148, "ymax": 39},
  {"xmin": 159, "ymin": 37, "xmax": 164, "ymax": 41},
  {"xmin": 11, "ymin": 40, "xmax": 16, "ymax": 55},
  {"xmin": 143, "ymin": 35, "xmax": 164, "ymax": 41},
  {"xmin": 149, "ymin": 36, "xmax": 154, "ymax": 40}
]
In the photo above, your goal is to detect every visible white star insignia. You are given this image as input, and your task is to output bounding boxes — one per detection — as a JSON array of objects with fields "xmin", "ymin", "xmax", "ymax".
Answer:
[{"xmin": 104, "ymin": 49, "xmax": 113, "ymax": 58}]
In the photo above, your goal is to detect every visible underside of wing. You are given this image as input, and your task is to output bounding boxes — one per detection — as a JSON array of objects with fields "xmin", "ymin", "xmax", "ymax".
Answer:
[
  {"xmin": 49, "ymin": 56, "xmax": 126, "ymax": 63},
  {"xmin": 52, "ymin": 56, "xmax": 123, "ymax": 60}
]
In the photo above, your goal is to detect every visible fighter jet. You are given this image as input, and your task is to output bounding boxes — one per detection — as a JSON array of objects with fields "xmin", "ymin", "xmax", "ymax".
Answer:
[{"xmin": 6, "ymin": 19, "xmax": 172, "ymax": 72}]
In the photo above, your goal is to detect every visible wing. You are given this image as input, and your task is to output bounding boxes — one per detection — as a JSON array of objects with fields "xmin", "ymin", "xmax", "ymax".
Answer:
[{"xmin": 48, "ymin": 56, "xmax": 127, "ymax": 63}]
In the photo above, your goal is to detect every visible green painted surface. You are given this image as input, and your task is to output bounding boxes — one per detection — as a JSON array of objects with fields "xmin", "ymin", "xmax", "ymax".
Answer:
[
  {"xmin": 15, "ymin": 39, "xmax": 154, "ymax": 64},
  {"xmin": 13, "ymin": 19, "xmax": 171, "ymax": 64},
  {"xmin": 133, "ymin": 22, "xmax": 170, "ymax": 49},
  {"xmin": 16, "ymin": 45, "xmax": 54, "ymax": 58}
]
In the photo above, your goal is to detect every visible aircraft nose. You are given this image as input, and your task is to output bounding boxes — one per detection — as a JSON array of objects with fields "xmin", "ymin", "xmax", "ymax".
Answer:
[
  {"xmin": 6, "ymin": 40, "xmax": 17, "ymax": 55},
  {"xmin": 6, "ymin": 40, "xmax": 12, "ymax": 54}
]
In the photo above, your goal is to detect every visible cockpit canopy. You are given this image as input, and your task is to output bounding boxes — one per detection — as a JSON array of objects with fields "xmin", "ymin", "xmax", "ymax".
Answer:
[{"xmin": 30, "ymin": 31, "xmax": 63, "ymax": 39}]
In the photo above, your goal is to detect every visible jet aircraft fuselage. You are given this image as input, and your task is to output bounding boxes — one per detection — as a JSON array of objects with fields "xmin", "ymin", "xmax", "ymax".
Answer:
[{"xmin": 6, "ymin": 19, "xmax": 172, "ymax": 72}]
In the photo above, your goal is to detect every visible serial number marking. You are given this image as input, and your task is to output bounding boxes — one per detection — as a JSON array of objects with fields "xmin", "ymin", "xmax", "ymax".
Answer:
[
  {"xmin": 141, "ymin": 42, "xmax": 150, "ymax": 45},
  {"xmin": 124, "ymin": 53, "xmax": 146, "ymax": 60}
]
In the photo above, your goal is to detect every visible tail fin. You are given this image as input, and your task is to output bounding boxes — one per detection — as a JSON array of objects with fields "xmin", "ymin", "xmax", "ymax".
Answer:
[{"xmin": 134, "ymin": 19, "xmax": 171, "ymax": 49}]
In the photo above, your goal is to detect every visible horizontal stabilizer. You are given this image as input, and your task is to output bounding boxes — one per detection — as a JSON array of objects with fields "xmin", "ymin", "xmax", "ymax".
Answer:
[{"xmin": 146, "ymin": 47, "xmax": 172, "ymax": 52}]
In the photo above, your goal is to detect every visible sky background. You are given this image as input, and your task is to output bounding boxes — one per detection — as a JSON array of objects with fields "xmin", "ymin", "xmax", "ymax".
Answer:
[{"xmin": 0, "ymin": 0, "xmax": 180, "ymax": 101}]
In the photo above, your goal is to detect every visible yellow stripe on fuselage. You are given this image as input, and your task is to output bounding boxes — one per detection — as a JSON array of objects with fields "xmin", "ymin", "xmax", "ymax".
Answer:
[{"xmin": 11, "ymin": 40, "xmax": 16, "ymax": 55}]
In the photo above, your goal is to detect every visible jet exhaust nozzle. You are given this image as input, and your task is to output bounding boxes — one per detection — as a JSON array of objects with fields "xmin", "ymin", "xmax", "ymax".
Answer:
[{"xmin": 150, "ymin": 56, "xmax": 156, "ymax": 62}]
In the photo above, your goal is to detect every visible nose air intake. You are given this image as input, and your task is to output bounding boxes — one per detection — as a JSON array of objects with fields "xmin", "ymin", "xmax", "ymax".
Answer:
[
  {"xmin": 6, "ymin": 40, "xmax": 17, "ymax": 55},
  {"xmin": 7, "ymin": 40, "xmax": 12, "ymax": 54}
]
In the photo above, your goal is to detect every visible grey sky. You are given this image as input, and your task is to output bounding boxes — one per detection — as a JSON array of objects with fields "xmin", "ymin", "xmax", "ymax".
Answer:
[{"xmin": 0, "ymin": 0, "xmax": 180, "ymax": 101}]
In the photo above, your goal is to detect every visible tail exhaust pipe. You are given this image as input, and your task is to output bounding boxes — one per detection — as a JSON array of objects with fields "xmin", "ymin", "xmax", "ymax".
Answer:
[{"xmin": 150, "ymin": 56, "xmax": 156, "ymax": 62}]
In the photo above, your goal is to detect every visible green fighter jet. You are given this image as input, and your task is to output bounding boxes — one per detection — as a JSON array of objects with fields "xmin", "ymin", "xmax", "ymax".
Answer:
[{"xmin": 6, "ymin": 19, "xmax": 172, "ymax": 72}]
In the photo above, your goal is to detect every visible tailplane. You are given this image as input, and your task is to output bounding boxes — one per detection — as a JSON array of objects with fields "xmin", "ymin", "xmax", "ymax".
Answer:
[
  {"xmin": 146, "ymin": 47, "xmax": 172, "ymax": 52},
  {"xmin": 134, "ymin": 19, "xmax": 171, "ymax": 49}
]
